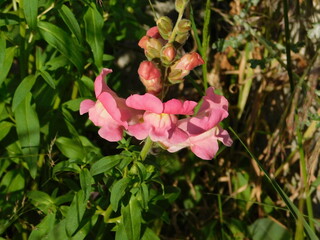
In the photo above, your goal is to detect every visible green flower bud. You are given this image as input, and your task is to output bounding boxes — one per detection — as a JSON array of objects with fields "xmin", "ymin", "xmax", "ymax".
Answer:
[
  {"xmin": 177, "ymin": 19, "xmax": 191, "ymax": 34},
  {"xmin": 145, "ymin": 38, "xmax": 163, "ymax": 60},
  {"xmin": 175, "ymin": 32, "xmax": 190, "ymax": 45},
  {"xmin": 156, "ymin": 16, "xmax": 173, "ymax": 40},
  {"xmin": 175, "ymin": 0, "xmax": 189, "ymax": 13}
]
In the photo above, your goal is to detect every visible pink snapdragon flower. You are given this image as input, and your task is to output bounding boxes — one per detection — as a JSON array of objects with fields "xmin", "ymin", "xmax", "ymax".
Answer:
[
  {"xmin": 138, "ymin": 61, "xmax": 162, "ymax": 95},
  {"xmin": 163, "ymin": 87, "xmax": 233, "ymax": 160},
  {"xmin": 80, "ymin": 68, "xmax": 143, "ymax": 142},
  {"xmin": 126, "ymin": 93, "xmax": 197, "ymax": 144},
  {"xmin": 175, "ymin": 52, "xmax": 204, "ymax": 70}
]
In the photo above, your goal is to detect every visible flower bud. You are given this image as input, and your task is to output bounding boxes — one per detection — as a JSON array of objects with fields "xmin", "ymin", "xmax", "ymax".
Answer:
[
  {"xmin": 175, "ymin": 52, "xmax": 204, "ymax": 70},
  {"xmin": 138, "ymin": 61, "xmax": 162, "ymax": 94},
  {"xmin": 177, "ymin": 19, "xmax": 191, "ymax": 34},
  {"xmin": 146, "ymin": 26, "xmax": 162, "ymax": 39},
  {"xmin": 138, "ymin": 35, "xmax": 149, "ymax": 49},
  {"xmin": 156, "ymin": 16, "xmax": 173, "ymax": 40},
  {"xmin": 168, "ymin": 61, "xmax": 190, "ymax": 83},
  {"xmin": 160, "ymin": 43, "xmax": 176, "ymax": 65},
  {"xmin": 175, "ymin": 32, "xmax": 190, "ymax": 45},
  {"xmin": 175, "ymin": 0, "xmax": 189, "ymax": 13},
  {"xmin": 145, "ymin": 38, "xmax": 163, "ymax": 60}
]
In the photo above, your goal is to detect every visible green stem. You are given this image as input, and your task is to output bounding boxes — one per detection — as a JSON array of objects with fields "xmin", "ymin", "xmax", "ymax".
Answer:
[
  {"xmin": 201, "ymin": 0, "xmax": 211, "ymax": 90},
  {"xmin": 296, "ymin": 117, "xmax": 315, "ymax": 232},
  {"xmin": 103, "ymin": 204, "xmax": 113, "ymax": 223},
  {"xmin": 283, "ymin": 0, "xmax": 294, "ymax": 92},
  {"xmin": 168, "ymin": 2, "xmax": 186, "ymax": 43},
  {"xmin": 140, "ymin": 136, "xmax": 153, "ymax": 161}
]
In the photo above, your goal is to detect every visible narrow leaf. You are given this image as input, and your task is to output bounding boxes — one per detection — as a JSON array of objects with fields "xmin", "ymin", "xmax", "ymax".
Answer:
[
  {"xmin": 110, "ymin": 178, "xmax": 131, "ymax": 211},
  {"xmin": 122, "ymin": 196, "xmax": 141, "ymax": 240},
  {"xmin": 38, "ymin": 21, "xmax": 84, "ymax": 71},
  {"xmin": 84, "ymin": 3, "xmax": 104, "ymax": 68},
  {"xmin": 80, "ymin": 168, "xmax": 92, "ymax": 201},
  {"xmin": 65, "ymin": 190, "xmax": 87, "ymax": 237},
  {"xmin": 90, "ymin": 155, "xmax": 122, "ymax": 176},
  {"xmin": 0, "ymin": 121, "xmax": 14, "ymax": 141},
  {"xmin": 12, "ymin": 74, "xmax": 37, "ymax": 112},
  {"xmin": 39, "ymin": 69, "xmax": 56, "ymax": 89},
  {"xmin": 58, "ymin": 4, "xmax": 82, "ymax": 45},
  {"xmin": 0, "ymin": 46, "xmax": 16, "ymax": 86},
  {"xmin": 22, "ymin": 0, "xmax": 38, "ymax": 29},
  {"xmin": 15, "ymin": 93, "xmax": 40, "ymax": 179}
]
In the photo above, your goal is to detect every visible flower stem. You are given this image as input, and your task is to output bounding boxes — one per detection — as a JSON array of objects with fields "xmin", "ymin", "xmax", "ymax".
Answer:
[{"xmin": 140, "ymin": 136, "xmax": 153, "ymax": 161}]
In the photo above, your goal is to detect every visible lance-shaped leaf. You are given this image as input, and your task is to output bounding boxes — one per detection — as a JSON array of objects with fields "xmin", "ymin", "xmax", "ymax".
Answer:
[
  {"xmin": 15, "ymin": 92, "xmax": 40, "ymax": 179},
  {"xmin": 23, "ymin": 0, "xmax": 38, "ymax": 29},
  {"xmin": 38, "ymin": 21, "xmax": 84, "ymax": 71},
  {"xmin": 84, "ymin": 3, "xmax": 104, "ymax": 69}
]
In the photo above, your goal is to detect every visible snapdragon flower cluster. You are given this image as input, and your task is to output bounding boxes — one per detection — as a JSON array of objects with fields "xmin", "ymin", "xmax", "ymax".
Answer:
[{"xmin": 80, "ymin": 0, "xmax": 232, "ymax": 160}]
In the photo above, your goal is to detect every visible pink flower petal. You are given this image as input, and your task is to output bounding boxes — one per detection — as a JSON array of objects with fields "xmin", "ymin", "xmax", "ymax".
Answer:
[
  {"xmin": 127, "ymin": 122, "xmax": 150, "ymax": 140},
  {"xmin": 189, "ymin": 129, "xmax": 219, "ymax": 160},
  {"xmin": 163, "ymin": 99, "xmax": 197, "ymax": 115},
  {"xmin": 80, "ymin": 99, "xmax": 95, "ymax": 115},
  {"xmin": 98, "ymin": 125, "xmax": 124, "ymax": 142},
  {"xmin": 94, "ymin": 68, "xmax": 113, "ymax": 97},
  {"xmin": 126, "ymin": 93, "xmax": 163, "ymax": 113},
  {"xmin": 98, "ymin": 92, "xmax": 128, "ymax": 128}
]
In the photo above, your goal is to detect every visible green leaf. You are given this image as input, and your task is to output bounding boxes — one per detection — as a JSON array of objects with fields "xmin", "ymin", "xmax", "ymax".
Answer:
[
  {"xmin": 84, "ymin": 3, "xmax": 104, "ymax": 68},
  {"xmin": 39, "ymin": 69, "xmax": 56, "ymax": 89},
  {"xmin": 28, "ymin": 191, "xmax": 56, "ymax": 214},
  {"xmin": 38, "ymin": 21, "xmax": 84, "ymax": 71},
  {"xmin": 122, "ymin": 196, "xmax": 142, "ymax": 240},
  {"xmin": 80, "ymin": 168, "xmax": 92, "ymax": 201},
  {"xmin": 0, "ymin": 169, "xmax": 25, "ymax": 193},
  {"xmin": 28, "ymin": 212, "xmax": 56, "ymax": 240},
  {"xmin": 141, "ymin": 227, "xmax": 160, "ymax": 240},
  {"xmin": 0, "ymin": 46, "xmax": 16, "ymax": 86},
  {"xmin": 65, "ymin": 190, "xmax": 87, "ymax": 237},
  {"xmin": 12, "ymin": 74, "xmax": 38, "ymax": 112},
  {"xmin": 0, "ymin": 121, "xmax": 14, "ymax": 141},
  {"xmin": 90, "ymin": 155, "xmax": 122, "ymax": 176},
  {"xmin": 22, "ymin": 0, "xmax": 38, "ymax": 29},
  {"xmin": 0, "ymin": 13, "xmax": 20, "ymax": 26},
  {"xmin": 52, "ymin": 161, "xmax": 81, "ymax": 179},
  {"xmin": 14, "ymin": 93, "xmax": 40, "ymax": 179},
  {"xmin": 111, "ymin": 178, "xmax": 131, "ymax": 211},
  {"xmin": 249, "ymin": 218, "xmax": 291, "ymax": 240},
  {"xmin": 56, "ymin": 137, "xmax": 84, "ymax": 160},
  {"xmin": 58, "ymin": 4, "xmax": 83, "ymax": 45},
  {"xmin": 138, "ymin": 182, "xmax": 149, "ymax": 210}
]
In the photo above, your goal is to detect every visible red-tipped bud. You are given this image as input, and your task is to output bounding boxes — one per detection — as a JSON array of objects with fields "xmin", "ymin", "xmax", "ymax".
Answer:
[
  {"xmin": 146, "ymin": 26, "xmax": 162, "ymax": 39},
  {"xmin": 175, "ymin": 52, "xmax": 204, "ymax": 70},
  {"xmin": 156, "ymin": 16, "xmax": 173, "ymax": 40},
  {"xmin": 160, "ymin": 43, "xmax": 176, "ymax": 65},
  {"xmin": 168, "ymin": 61, "xmax": 190, "ymax": 83},
  {"xmin": 138, "ymin": 61, "xmax": 162, "ymax": 94},
  {"xmin": 138, "ymin": 36, "xmax": 149, "ymax": 49}
]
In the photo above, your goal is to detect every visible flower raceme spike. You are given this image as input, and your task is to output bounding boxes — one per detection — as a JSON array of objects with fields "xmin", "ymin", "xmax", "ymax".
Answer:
[
  {"xmin": 162, "ymin": 87, "xmax": 233, "ymax": 160},
  {"xmin": 138, "ymin": 61, "xmax": 162, "ymax": 95},
  {"xmin": 80, "ymin": 68, "xmax": 143, "ymax": 142},
  {"xmin": 126, "ymin": 93, "xmax": 197, "ymax": 145}
]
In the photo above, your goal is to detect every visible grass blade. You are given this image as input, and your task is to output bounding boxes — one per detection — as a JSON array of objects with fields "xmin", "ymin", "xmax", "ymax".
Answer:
[{"xmin": 229, "ymin": 127, "xmax": 318, "ymax": 240}]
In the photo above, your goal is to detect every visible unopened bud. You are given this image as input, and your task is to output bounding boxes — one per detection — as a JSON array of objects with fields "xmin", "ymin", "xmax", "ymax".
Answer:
[
  {"xmin": 168, "ymin": 61, "xmax": 190, "ymax": 83},
  {"xmin": 138, "ymin": 61, "xmax": 162, "ymax": 94},
  {"xmin": 175, "ymin": 32, "xmax": 190, "ymax": 45},
  {"xmin": 138, "ymin": 35, "xmax": 149, "ymax": 49},
  {"xmin": 175, "ymin": 0, "xmax": 189, "ymax": 13},
  {"xmin": 146, "ymin": 26, "xmax": 162, "ymax": 39},
  {"xmin": 177, "ymin": 19, "xmax": 191, "ymax": 34},
  {"xmin": 175, "ymin": 52, "xmax": 204, "ymax": 70},
  {"xmin": 160, "ymin": 43, "xmax": 176, "ymax": 65},
  {"xmin": 145, "ymin": 38, "xmax": 163, "ymax": 60},
  {"xmin": 156, "ymin": 16, "xmax": 173, "ymax": 40}
]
